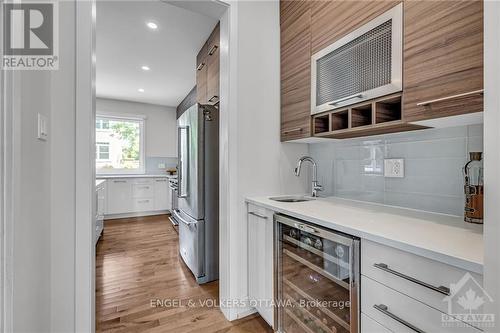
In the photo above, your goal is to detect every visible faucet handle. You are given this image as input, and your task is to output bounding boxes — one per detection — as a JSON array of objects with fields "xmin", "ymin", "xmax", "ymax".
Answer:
[{"xmin": 314, "ymin": 184, "xmax": 323, "ymax": 191}]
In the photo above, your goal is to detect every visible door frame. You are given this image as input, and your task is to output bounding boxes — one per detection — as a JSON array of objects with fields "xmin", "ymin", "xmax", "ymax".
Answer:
[
  {"xmin": 75, "ymin": 0, "xmax": 96, "ymax": 331},
  {"xmin": 74, "ymin": 0, "xmax": 238, "ymax": 329},
  {"xmin": 0, "ymin": 1, "xmax": 14, "ymax": 329}
]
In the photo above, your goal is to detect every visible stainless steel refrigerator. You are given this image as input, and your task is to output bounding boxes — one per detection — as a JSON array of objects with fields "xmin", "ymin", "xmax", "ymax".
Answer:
[{"xmin": 173, "ymin": 104, "xmax": 219, "ymax": 284}]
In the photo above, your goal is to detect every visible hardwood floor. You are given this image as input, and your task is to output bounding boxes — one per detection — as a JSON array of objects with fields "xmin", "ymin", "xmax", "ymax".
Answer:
[{"xmin": 96, "ymin": 215, "xmax": 273, "ymax": 333}]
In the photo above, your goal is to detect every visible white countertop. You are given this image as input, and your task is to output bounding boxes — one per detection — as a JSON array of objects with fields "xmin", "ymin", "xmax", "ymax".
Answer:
[
  {"xmin": 95, "ymin": 179, "xmax": 106, "ymax": 186},
  {"xmin": 246, "ymin": 196, "xmax": 484, "ymax": 274},
  {"xmin": 96, "ymin": 174, "xmax": 176, "ymax": 179}
]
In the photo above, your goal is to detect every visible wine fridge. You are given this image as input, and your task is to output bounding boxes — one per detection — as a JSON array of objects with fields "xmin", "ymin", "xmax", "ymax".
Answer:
[{"xmin": 275, "ymin": 214, "xmax": 360, "ymax": 333}]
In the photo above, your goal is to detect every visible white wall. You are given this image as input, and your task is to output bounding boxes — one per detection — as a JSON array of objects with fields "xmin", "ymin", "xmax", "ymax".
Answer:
[
  {"xmin": 11, "ymin": 69, "xmax": 52, "ymax": 333},
  {"xmin": 96, "ymin": 97, "xmax": 177, "ymax": 158},
  {"xmin": 219, "ymin": 0, "xmax": 309, "ymax": 321},
  {"xmin": 483, "ymin": 2, "xmax": 500, "ymax": 331}
]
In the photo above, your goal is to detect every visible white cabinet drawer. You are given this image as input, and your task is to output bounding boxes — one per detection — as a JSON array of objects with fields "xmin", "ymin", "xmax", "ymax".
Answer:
[
  {"xmin": 132, "ymin": 183, "xmax": 154, "ymax": 198},
  {"xmin": 362, "ymin": 276, "xmax": 480, "ymax": 333},
  {"xmin": 362, "ymin": 239, "xmax": 483, "ymax": 323},
  {"xmin": 247, "ymin": 203, "xmax": 274, "ymax": 328},
  {"xmin": 132, "ymin": 198, "xmax": 154, "ymax": 212},
  {"xmin": 361, "ymin": 313, "xmax": 391, "ymax": 333}
]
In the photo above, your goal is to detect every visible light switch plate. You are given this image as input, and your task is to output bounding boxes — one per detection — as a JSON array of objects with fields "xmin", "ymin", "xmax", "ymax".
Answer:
[
  {"xmin": 384, "ymin": 159, "xmax": 404, "ymax": 178},
  {"xmin": 37, "ymin": 113, "xmax": 48, "ymax": 141},
  {"xmin": 158, "ymin": 163, "xmax": 166, "ymax": 169}
]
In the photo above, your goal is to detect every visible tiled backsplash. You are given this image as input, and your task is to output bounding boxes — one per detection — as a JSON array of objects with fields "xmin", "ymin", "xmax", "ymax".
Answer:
[
  {"xmin": 145, "ymin": 157, "xmax": 177, "ymax": 175},
  {"xmin": 309, "ymin": 125, "xmax": 483, "ymax": 216}
]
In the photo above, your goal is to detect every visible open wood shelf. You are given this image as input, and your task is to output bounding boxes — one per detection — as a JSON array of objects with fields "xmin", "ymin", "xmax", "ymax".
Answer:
[
  {"xmin": 376, "ymin": 95, "xmax": 402, "ymax": 124},
  {"xmin": 313, "ymin": 114, "xmax": 330, "ymax": 134},
  {"xmin": 332, "ymin": 110, "xmax": 349, "ymax": 131},
  {"xmin": 351, "ymin": 104, "xmax": 373, "ymax": 128},
  {"xmin": 312, "ymin": 93, "xmax": 428, "ymax": 139}
]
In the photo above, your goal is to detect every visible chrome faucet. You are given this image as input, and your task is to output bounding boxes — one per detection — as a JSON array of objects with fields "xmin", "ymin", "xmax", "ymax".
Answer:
[{"xmin": 294, "ymin": 156, "xmax": 323, "ymax": 197}]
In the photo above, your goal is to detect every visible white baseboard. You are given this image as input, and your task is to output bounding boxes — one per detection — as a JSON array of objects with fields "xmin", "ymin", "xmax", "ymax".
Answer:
[
  {"xmin": 235, "ymin": 307, "xmax": 257, "ymax": 319},
  {"xmin": 104, "ymin": 210, "xmax": 170, "ymax": 220}
]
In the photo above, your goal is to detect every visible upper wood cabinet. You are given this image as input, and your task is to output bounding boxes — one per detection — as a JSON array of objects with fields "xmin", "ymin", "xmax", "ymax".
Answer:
[
  {"xmin": 280, "ymin": 1, "xmax": 312, "ymax": 141},
  {"xmin": 310, "ymin": 1, "xmax": 400, "ymax": 54},
  {"xmin": 279, "ymin": 0, "xmax": 483, "ymax": 141},
  {"xmin": 196, "ymin": 42, "xmax": 208, "ymax": 104},
  {"xmin": 206, "ymin": 23, "xmax": 220, "ymax": 105},
  {"xmin": 196, "ymin": 23, "xmax": 220, "ymax": 106},
  {"xmin": 403, "ymin": 1, "xmax": 483, "ymax": 122}
]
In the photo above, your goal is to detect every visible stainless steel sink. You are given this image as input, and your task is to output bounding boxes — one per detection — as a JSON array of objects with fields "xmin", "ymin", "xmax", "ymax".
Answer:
[{"xmin": 269, "ymin": 195, "xmax": 314, "ymax": 203}]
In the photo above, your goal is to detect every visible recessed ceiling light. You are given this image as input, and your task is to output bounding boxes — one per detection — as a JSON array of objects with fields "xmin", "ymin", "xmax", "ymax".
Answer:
[
  {"xmin": 146, "ymin": 22, "xmax": 158, "ymax": 30},
  {"xmin": 138, "ymin": 88, "xmax": 145, "ymax": 93},
  {"xmin": 141, "ymin": 65, "xmax": 150, "ymax": 71}
]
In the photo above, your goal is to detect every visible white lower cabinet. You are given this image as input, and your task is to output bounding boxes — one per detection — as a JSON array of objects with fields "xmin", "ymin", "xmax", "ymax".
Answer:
[
  {"xmin": 154, "ymin": 178, "xmax": 171, "ymax": 211},
  {"xmin": 362, "ymin": 276, "xmax": 480, "ymax": 333},
  {"xmin": 104, "ymin": 177, "xmax": 171, "ymax": 216},
  {"xmin": 107, "ymin": 179, "xmax": 133, "ymax": 214},
  {"xmin": 95, "ymin": 180, "xmax": 106, "ymax": 245},
  {"xmin": 247, "ymin": 203, "xmax": 274, "ymax": 328}
]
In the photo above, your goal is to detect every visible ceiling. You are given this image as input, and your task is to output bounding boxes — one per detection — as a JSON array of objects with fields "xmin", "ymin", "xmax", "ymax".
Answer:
[{"xmin": 96, "ymin": 1, "xmax": 220, "ymax": 107}]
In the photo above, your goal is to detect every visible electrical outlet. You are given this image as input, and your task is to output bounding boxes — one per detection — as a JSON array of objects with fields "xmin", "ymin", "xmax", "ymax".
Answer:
[
  {"xmin": 37, "ymin": 113, "xmax": 48, "ymax": 141},
  {"xmin": 158, "ymin": 163, "xmax": 166, "ymax": 169},
  {"xmin": 384, "ymin": 159, "xmax": 404, "ymax": 178}
]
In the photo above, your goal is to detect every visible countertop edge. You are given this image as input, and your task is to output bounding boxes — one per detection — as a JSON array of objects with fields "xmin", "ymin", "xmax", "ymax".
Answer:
[
  {"xmin": 245, "ymin": 197, "xmax": 483, "ymax": 275},
  {"xmin": 96, "ymin": 174, "xmax": 176, "ymax": 179}
]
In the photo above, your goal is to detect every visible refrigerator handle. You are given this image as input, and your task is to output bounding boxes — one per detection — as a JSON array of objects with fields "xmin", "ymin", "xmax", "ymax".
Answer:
[{"xmin": 178, "ymin": 126, "xmax": 189, "ymax": 198}]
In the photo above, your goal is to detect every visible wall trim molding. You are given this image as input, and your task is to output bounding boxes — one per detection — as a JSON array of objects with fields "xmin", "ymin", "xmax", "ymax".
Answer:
[
  {"xmin": 75, "ymin": 0, "xmax": 96, "ymax": 331},
  {"xmin": 0, "ymin": 1, "xmax": 14, "ymax": 329}
]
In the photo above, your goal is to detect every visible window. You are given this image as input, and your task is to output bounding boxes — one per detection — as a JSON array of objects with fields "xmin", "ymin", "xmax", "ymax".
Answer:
[
  {"xmin": 96, "ymin": 142, "xmax": 110, "ymax": 160},
  {"xmin": 95, "ymin": 115, "xmax": 145, "ymax": 174},
  {"xmin": 96, "ymin": 119, "xmax": 109, "ymax": 130}
]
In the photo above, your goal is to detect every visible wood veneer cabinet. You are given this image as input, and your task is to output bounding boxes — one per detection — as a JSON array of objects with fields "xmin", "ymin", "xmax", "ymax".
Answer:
[
  {"xmin": 206, "ymin": 23, "xmax": 220, "ymax": 105},
  {"xmin": 280, "ymin": 0, "xmax": 312, "ymax": 141},
  {"xmin": 279, "ymin": 0, "xmax": 483, "ymax": 141},
  {"xmin": 196, "ymin": 23, "xmax": 220, "ymax": 106},
  {"xmin": 310, "ymin": 0, "xmax": 400, "ymax": 54},
  {"xmin": 196, "ymin": 42, "xmax": 208, "ymax": 104},
  {"xmin": 403, "ymin": 0, "xmax": 483, "ymax": 122}
]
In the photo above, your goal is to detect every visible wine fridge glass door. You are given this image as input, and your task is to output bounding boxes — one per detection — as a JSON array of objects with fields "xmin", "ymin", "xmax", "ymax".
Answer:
[{"xmin": 275, "ymin": 214, "xmax": 360, "ymax": 333}]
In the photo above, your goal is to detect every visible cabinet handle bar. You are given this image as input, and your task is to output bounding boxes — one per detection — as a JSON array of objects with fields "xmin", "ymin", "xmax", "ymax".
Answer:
[
  {"xmin": 283, "ymin": 127, "xmax": 303, "ymax": 134},
  {"xmin": 208, "ymin": 45, "xmax": 218, "ymax": 56},
  {"xmin": 248, "ymin": 212, "xmax": 268, "ymax": 219},
  {"xmin": 374, "ymin": 263, "xmax": 450, "ymax": 295},
  {"xmin": 329, "ymin": 93, "xmax": 363, "ymax": 105},
  {"xmin": 373, "ymin": 304, "xmax": 426, "ymax": 333},
  {"xmin": 416, "ymin": 89, "xmax": 484, "ymax": 106}
]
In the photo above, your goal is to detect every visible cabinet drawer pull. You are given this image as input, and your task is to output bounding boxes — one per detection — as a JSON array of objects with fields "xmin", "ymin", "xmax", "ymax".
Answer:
[
  {"xmin": 283, "ymin": 127, "xmax": 303, "ymax": 134},
  {"xmin": 208, "ymin": 45, "xmax": 218, "ymax": 56},
  {"xmin": 197, "ymin": 62, "xmax": 205, "ymax": 71},
  {"xmin": 208, "ymin": 95, "xmax": 219, "ymax": 103},
  {"xmin": 155, "ymin": 179, "xmax": 167, "ymax": 182},
  {"xmin": 137, "ymin": 199, "xmax": 150, "ymax": 204},
  {"xmin": 373, "ymin": 304, "xmax": 426, "ymax": 333},
  {"xmin": 329, "ymin": 93, "xmax": 363, "ymax": 106},
  {"xmin": 416, "ymin": 89, "xmax": 484, "ymax": 106},
  {"xmin": 113, "ymin": 180, "xmax": 127, "ymax": 183},
  {"xmin": 374, "ymin": 263, "xmax": 450, "ymax": 296},
  {"xmin": 137, "ymin": 186, "xmax": 150, "ymax": 189},
  {"xmin": 248, "ymin": 211, "xmax": 268, "ymax": 219}
]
